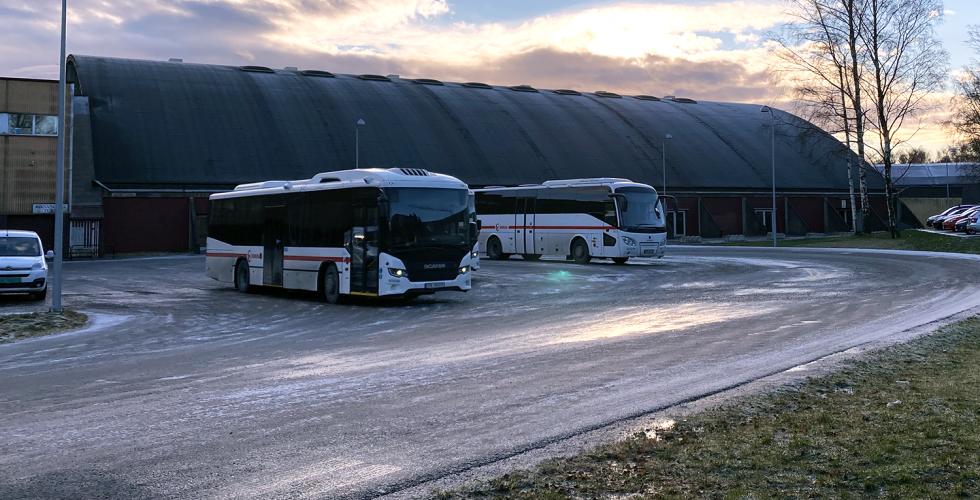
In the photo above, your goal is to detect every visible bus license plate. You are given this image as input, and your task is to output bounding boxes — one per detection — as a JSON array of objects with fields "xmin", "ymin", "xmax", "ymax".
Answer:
[
  {"xmin": 424, "ymin": 282, "xmax": 445, "ymax": 289},
  {"xmin": 0, "ymin": 277, "xmax": 20, "ymax": 284},
  {"xmin": 642, "ymin": 249, "xmax": 656, "ymax": 256}
]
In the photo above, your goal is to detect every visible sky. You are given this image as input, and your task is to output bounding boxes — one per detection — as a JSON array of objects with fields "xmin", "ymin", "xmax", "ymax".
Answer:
[{"xmin": 1, "ymin": 0, "xmax": 977, "ymax": 154}]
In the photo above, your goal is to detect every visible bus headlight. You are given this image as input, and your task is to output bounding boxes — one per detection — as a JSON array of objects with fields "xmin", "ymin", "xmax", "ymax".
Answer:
[
  {"xmin": 471, "ymin": 251, "xmax": 478, "ymax": 258},
  {"xmin": 458, "ymin": 266, "xmax": 469, "ymax": 274},
  {"xmin": 387, "ymin": 268, "xmax": 407, "ymax": 278},
  {"xmin": 622, "ymin": 236, "xmax": 637, "ymax": 246}
]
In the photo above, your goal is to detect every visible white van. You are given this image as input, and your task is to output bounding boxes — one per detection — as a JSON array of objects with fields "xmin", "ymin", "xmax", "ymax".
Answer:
[{"xmin": 0, "ymin": 230, "xmax": 53, "ymax": 300}]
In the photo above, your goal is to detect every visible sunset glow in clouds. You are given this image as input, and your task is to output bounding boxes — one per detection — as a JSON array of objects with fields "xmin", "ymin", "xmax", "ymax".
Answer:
[{"xmin": 2, "ymin": 0, "xmax": 975, "ymax": 152}]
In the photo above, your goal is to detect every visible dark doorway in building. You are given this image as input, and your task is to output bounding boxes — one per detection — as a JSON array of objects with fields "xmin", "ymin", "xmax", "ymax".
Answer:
[
  {"xmin": 667, "ymin": 210, "xmax": 687, "ymax": 238},
  {"xmin": 263, "ymin": 205, "xmax": 286, "ymax": 286},
  {"xmin": 755, "ymin": 208, "xmax": 774, "ymax": 234}
]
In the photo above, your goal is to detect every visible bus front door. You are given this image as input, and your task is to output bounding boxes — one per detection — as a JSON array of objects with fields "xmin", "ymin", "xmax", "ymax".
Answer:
[
  {"xmin": 263, "ymin": 205, "xmax": 286, "ymax": 286},
  {"xmin": 517, "ymin": 197, "xmax": 536, "ymax": 254},
  {"xmin": 346, "ymin": 218, "xmax": 379, "ymax": 295}
]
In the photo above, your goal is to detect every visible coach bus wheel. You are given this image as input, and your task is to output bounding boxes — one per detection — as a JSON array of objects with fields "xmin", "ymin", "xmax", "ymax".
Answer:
[
  {"xmin": 571, "ymin": 239, "xmax": 591, "ymax": 264},
  {"xmin": 322, "ymin": 264, "xmax": 341, "ymax": 304},
  {"xmin": 523, "ymin": 254, "xmax": 541, "ymax": 261},
  {"xmin": 487, "ymin": 236, "xmax": 506, "ymax": 260},
  {"xmin": 612, "ymin": 257, "xmax": 629, "ymax": 265},
  {"xmin": 234, "ymin": 259, "xmax": 252, "ymax": 293}
]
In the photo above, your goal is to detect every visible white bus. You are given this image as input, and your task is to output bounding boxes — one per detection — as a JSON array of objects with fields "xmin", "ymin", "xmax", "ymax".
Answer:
[
  {"xmin": 206, "ymin": 168, "xmax": 477, "ymax": 303},
  {"xmin": 475, "ymin": 178, "xmax": 667, "ymax": 264}
]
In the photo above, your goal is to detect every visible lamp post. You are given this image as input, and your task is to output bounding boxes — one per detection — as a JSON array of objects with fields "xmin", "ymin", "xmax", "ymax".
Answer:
[
  {"xmin": 355, "ymin": 118, "xmax": 366, "ymax": 168},
  {"xmin": 52, "ymin": 0, "xmax": 68, "ymax": 312},
  {"xmin": 945, "ymin": 161, "xmax": 950, "ymax": 205},
  {"xmin": 761, "ymin": 106, "xmax": 776, "ymax": 248}
]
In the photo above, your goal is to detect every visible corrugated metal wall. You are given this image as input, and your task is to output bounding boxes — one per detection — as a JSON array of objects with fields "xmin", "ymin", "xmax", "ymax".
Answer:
[
  {"xmin": 1, "ymin": 136, "xmax": 57, "ymax": 214},
  {"xmin": 0, "ymin": 78, "xmax": 61, "ymax": 216}
]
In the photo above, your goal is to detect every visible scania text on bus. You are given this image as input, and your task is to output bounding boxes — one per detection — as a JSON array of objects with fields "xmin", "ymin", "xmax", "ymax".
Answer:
[
  {"xmin": 206, "ymin": 168, "xmax": 478, "ymax": 303},
  {"xmin": 474, "ymin": 178, "xmax": 667, "ymax": 264}
]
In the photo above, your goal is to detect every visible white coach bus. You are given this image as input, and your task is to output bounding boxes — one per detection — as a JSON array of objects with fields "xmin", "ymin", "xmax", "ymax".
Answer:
[
  {"xmin": 474, "ymin": 178, "xmax": 667, "ymax": 264},
  {"xmin": 206, "ymin": 168, "xmax": 478, "ymax": 303}
]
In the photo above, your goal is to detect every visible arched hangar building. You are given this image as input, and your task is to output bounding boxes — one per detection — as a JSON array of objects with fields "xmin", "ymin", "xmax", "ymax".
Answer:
[{"xmin": 62, "ymin": 55, "xmax": 891, "ymax": 254}]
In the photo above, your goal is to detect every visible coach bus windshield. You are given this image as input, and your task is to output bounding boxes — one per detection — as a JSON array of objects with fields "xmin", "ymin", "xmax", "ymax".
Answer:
[
  {"xmin": 615, "ymin": 186, "xmax": 664, "ymax": 232},
  {"xmin": 386, "ymin": 188, "xmax": 470, "ymax": 250}
]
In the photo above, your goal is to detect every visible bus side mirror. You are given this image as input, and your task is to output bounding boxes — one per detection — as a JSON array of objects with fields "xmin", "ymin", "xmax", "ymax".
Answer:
[
  {"xmin": 469, "ymin": 221, "xmax": 480, "ymax": 240},
  {"xmin": 45, "ymin": 250, "xmax": 54, "ymax": 260}
]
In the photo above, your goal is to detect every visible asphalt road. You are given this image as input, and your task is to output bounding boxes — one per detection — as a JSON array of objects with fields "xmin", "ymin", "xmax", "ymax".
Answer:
[{"xmin": 2, "ymin": 247, "xmax": 980, "ymax": 499}]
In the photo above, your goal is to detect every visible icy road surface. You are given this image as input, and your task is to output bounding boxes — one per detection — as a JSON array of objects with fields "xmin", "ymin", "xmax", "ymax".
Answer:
[{"xmin": 2, "ymin": 247, "xmax": 979, "ymax": 498}]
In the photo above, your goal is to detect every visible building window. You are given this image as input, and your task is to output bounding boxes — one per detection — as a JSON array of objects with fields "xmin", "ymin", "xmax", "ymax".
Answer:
[
  {"xmin": 34, "ymin": 115, "xmax": 58, "ymax": 135},
  {"xmin": 0, "ymin": 113, "xmax": 58, "ymax": 136}
]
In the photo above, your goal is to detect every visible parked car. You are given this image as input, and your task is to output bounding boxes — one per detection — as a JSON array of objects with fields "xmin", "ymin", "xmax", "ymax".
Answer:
[
  {"xmin": 926, "ymin": 205, "xmax": 970, "ymax": 227},
  {"xmin": 934, "ymin": 206, "xmax": 975, "ymax": 229},
  {"xmin": 0, "ymin": 230, "xmax": 53, "ymax": 300},
  {"xmin": 967, "ymin": 217, "xmax": 980, "ymax": 235},
  {"xmin": 943, "ymin": 207, "xmax": 980, "ymax": 231}
]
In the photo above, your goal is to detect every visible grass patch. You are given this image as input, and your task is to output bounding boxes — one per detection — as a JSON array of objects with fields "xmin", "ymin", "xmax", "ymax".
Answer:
[
  {"xmin": 0, "ymin": 310, "xmax": 88, "ymax": 344},
  {"xmin": 723, "ymin": 230, "xmax": 980, "ymax": 254},
  {"xmin": 444, "ymin": 317, "xmax": 980, "ymax": 498}
]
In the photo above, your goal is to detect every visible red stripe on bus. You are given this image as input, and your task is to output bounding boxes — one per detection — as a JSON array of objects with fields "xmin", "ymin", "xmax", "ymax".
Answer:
[
  {"xmin": 284, "ymin": 255, "xmax": 351, "ymax": 263},
  {"xmin": 505, "ymin": 225, "xmax": 617, "ymax": 230}
]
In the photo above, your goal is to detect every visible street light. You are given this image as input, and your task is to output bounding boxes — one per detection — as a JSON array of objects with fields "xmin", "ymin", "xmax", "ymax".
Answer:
[
  {"xmin": 945, "ymin": 161, "xmax": 950, "ymax": 205},
  {"xmin": 761, "ymin": 106, "xmax": 777, "ymax": 248},
  {"xmin": 52, "ymin": 0, "xmax": 68, "ymax": 312},
  {"xmin": 355, "ymin": 118, "xmax": 366, "ymax": 168}
]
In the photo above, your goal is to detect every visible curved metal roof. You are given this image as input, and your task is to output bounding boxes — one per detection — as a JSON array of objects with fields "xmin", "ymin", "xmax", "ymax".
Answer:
[{"xmin": 67, "ymin": 54, "xmax": 863, "ymax": 192}]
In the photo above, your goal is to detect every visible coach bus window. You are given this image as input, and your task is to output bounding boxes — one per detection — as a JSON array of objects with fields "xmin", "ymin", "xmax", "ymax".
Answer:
[
  {"xmin": 387, "ymin": 188, "xmax": 469, "ymax": 249},
  {"xmin": 535, "ymin": 187, "xmax": 615, "ymax": 225},
  {"xmin": 615, "ymin": 186, "xmax": 663, "ymax": 232}
]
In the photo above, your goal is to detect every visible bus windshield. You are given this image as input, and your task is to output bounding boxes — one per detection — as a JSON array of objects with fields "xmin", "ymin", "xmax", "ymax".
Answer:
[
  {"xmin": 615, "ymin": 186, "xmax": 663, "ymax": 231},
  {"xmin": 386, "ymin": 188, "xmax": 470, "ymax": 250}
]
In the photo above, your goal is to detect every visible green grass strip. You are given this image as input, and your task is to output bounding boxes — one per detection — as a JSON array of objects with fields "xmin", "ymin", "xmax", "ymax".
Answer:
[
  {"xmin": 446, "ymin": 317, "xmax": 980, "ymax": 498},
  {"xmin": 0, "ymin": 310, "xmax": 89, "ymax": 344}
]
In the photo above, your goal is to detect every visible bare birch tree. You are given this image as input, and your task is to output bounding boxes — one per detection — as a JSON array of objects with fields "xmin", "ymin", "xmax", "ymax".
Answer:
[
  {"xmin": 860, "ymin": 0, "xmax": 947, "ymax": 236},
  {"xmin": 775, "ymin": 0, "xmax": 870, "ymax": 233},
  {"xmin": 952, "ymin": 26, "xmax": 980, "ymax": 142}
]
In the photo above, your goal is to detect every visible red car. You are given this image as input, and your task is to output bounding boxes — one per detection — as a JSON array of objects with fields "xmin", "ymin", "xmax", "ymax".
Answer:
[{"xmin": 943, "ymin": 207, "xmax": 980, "ymax": 230}]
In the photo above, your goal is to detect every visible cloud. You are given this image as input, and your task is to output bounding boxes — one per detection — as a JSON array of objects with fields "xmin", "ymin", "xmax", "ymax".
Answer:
[
  {"xmin": 405, "ymin": 48, "xmax": 778, "ymax": 103},
  {"xmin": 0, "ymin": 0, "xmax": 955, "ymax": 151}
]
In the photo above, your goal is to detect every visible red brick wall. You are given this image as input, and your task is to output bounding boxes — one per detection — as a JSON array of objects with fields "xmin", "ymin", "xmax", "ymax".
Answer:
[{"xmin": 103, "ymin": 197, "xmax": 189, "ymax": 253}]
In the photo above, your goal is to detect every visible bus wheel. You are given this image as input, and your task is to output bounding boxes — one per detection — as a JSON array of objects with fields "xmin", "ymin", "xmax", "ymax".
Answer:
[
  {"xmin": 322, "ymin": 264, "xmax": 341, "ymax": 304},
  {"xmin": 234, "ymin": 259, "xmax": 252, "ymax": 293},
  {"xmin": 487, "ymin": 236, "xmax": 506, "ymax": 260},
  {"xmin": 523, "ymin": 254, "xmax": 541, "ymax": 261},
  {"xmin": 571, "ymin": 239, "xmax": 591, "ymax": 264},
  {"xmin": 612, "ymin": 257, "xmax": 629, "ymax": 265}
]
